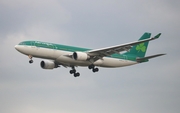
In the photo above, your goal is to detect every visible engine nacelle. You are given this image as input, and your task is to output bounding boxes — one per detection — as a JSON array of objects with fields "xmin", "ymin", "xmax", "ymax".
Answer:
[
  {"xmin": 40, "ymin": 60, "xmax": 55, "ymax": 69},
  {"xmin": 73, "ymin": 52, "xmax": 90, "ymax": 61}
]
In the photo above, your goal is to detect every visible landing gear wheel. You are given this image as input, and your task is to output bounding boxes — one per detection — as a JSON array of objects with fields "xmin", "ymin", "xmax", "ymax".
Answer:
[
  {"xmin": 93, "ymin": 68, "xmax": 99, "ymax": 72},
  {"xmin": 88, "ymin": 64, "xmax": 94, "ymax": 69},
  {"xmin": 70, "ymin": 70, "xmax": 76, "ymax": 74},
  {"xmin": 74, "ymin": 72, "xmax": 80, "ymax": 77},
  {"xmin": 29, "ymin": 60, "xmax": 33, "ymax": 64},
  {"xmin": 95, "ymin": 68, "xmax": 99, "ymax": 72}
]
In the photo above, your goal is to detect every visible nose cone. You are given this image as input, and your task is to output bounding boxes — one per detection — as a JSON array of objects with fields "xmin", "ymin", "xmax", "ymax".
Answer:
[
  {"xmin": 15, "ymin": 45, "xmax": 27, "ymax": 54},
  {"xmin": 15, "ymin": 45, "xmax": 22, "ymax": 52},
  {"xmin": 15, "ymin": 45, "xmax": 19, "ymax": 50}
]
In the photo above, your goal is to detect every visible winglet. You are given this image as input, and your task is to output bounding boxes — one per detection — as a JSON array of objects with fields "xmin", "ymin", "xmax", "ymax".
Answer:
[{"xmin": 154, "ymin": 33, "xmax": 161, "ymax": 39}]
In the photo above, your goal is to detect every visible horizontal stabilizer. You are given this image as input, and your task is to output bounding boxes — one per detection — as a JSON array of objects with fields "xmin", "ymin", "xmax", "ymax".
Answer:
[
  {"xmin": 154, "ymin": 33, "xmax": 161, "ymax": 39},
  {"xmin": 136, "ymin": 53, "xmax": 166, "ymax": 62}
]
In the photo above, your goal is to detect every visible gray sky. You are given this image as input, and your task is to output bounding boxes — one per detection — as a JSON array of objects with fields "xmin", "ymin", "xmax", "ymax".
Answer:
[{"xmin": 0, "ymin": 0, "xmax": 180, "ymax": 113}]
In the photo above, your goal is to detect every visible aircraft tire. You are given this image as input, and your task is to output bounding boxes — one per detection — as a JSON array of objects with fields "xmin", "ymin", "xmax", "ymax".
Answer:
[
  {"xmin": 93, "ymin": 68, "xmax": 99, "ymax": 72},
  {"xmin": 29, "ymin": 60, "xmax": 33, "ymax": 64},
  {"xmin": 74, "ymin": 72, "xmax": 80, "ymax": 77},
  {"xmin": 70, "ymin": 70, "xmax": 76, "ymax": 74},
  {"xmin": 95, "ymin": 68, "xmax": 99, "ymax": 72},
  {"xmin": 88, "ymin": 64, "xmax": 94, "ymax": 69}
]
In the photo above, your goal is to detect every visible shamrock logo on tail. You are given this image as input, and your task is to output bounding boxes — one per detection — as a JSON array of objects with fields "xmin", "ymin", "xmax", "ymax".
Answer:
[{"xmin": 136, "ymin": 43, "xmax": 146, "ymax": 52}]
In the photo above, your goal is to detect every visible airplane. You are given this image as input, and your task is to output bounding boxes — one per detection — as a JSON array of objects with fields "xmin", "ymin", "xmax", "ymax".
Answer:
[{"xmin": 15, "ymin": 32, "xmax": 165, "ymax": 77}]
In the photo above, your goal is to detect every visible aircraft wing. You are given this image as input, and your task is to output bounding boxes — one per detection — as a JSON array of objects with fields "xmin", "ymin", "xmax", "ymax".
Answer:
[{"xmin": 87, "ymin": 33, "xmax": 161, "ymax": 58}]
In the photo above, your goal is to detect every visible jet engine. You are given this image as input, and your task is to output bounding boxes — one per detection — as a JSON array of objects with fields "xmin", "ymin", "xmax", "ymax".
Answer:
[
  {"xmin": 40, "ymin": 60, "xmax": 56, "ymax": 69},
  {"xmin": 73, "ymin": 52, "xmax": 90, "ymax": 61}
]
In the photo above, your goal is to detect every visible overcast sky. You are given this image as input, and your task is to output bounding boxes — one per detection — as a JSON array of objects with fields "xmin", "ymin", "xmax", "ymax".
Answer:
[{"xmin": 0, "ymin": 0, "xmax": 180, "ymax": 113}]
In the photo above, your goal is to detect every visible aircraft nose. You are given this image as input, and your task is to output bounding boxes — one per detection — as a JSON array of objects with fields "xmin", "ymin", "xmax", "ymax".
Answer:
[
  {"xmin": 15, "ymin": 45, "xmax": 19, "ymax": 50},
  {"xmin": 15, "ymin": 45, "xmax": 17, "ymax": 49},
  {"xmin": 15, "ymin": 45, "xmax": 26, "ymax": 54}
]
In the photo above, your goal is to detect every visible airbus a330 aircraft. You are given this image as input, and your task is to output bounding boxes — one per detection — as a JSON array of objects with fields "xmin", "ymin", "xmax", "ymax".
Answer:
[{"xmin": 15, "ymin": 32, "xmax": 165, "ymax": 77}]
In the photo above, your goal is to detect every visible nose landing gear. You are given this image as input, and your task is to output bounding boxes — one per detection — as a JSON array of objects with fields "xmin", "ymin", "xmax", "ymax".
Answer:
[{"xmin": 28, "ymin": 55, "xmax": 33, "ymax": 64}]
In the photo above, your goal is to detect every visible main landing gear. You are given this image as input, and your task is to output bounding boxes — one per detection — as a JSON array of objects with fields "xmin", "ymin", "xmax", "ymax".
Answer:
[
  {"xmin": 28, "ymin": 55, "xmax": 33, "ymax": 64},
  {"xmin": 69, "ymin": 65, "xmax": 99, "ymax": 77},
  {"xmin": 69, "ymin": 66, "xmax": 80, "ymax": 77},
  {"xmin": 88, "ymin": 64, "xmax": 99, "ymax": 73}
]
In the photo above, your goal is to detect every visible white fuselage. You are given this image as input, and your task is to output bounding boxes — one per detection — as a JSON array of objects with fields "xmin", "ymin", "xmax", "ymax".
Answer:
[{"xmin": 15, "ymin": 45, "xmax": 138, "ymax": 67}]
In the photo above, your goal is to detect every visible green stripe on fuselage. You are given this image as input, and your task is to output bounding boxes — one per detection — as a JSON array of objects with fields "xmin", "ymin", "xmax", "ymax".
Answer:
[
  {"xmin": 19, "ymin": 41, "xmax": 91, "ymax": 52},
  {"xmin": 19, "ymin": 41, "xmax": 137, "ymax": 62}
]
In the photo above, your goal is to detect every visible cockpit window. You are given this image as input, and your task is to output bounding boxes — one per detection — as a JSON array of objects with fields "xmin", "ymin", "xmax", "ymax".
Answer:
[
  {"xmin": 19, "ymin": 41, "xmax": 32, "ymax": 45},
  {"xmin": 19, "ymin": 42, "xmax": 24, "ymax": 45}
]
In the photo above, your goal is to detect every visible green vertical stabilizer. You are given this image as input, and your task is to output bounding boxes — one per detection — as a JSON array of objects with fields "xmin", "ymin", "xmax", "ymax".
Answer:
[{"xmin": 124, "ymin": 32, "xmax": 151, "ymax": 57}]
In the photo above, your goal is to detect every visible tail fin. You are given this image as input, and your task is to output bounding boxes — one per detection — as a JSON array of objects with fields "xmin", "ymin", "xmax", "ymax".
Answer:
[{"xmin": 124, "ymin": 32, "xmax": 151, "ymax": 57}]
